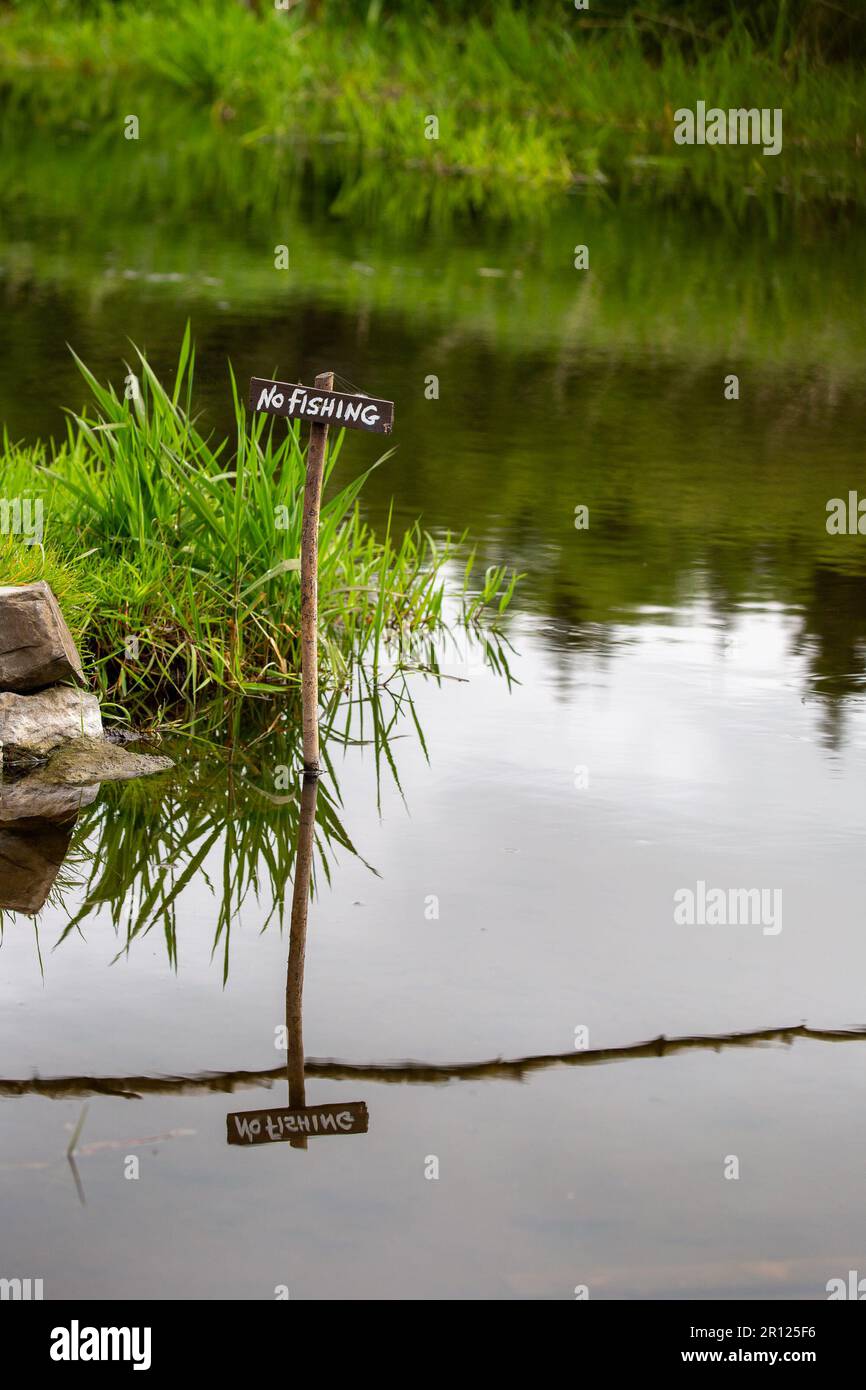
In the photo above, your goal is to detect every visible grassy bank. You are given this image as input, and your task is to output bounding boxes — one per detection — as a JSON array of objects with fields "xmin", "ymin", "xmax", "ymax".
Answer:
[
  {"xmin": 1, "ymin": 2, "xmax": 864, "ymax": 217},
  {"xmin": 0, "ymin": 331, "xmax": 516, "ymax": 712}
]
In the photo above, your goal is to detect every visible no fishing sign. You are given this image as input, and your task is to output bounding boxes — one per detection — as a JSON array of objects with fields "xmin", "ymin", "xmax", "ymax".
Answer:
[
  {"xmin": 250, "ymin": 376, "xmax": 394, "ymax": 435},
  {"xmin": 227, "ymin": 1101, "xmax": 369, "ymax": 1146}
]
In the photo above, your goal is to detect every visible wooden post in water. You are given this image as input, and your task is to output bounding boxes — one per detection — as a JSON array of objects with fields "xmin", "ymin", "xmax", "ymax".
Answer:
[
  {"xmin": 249, "ymin": 367, "xmax": 393, "ymax": 772},
  {"xmin": 226, "ymin": 765, "xmax": 369, "ymax": 1148},
  {"xmin": 300, "ymin": 370, "xmax": 334, "ymax": 775},
  {"xmin": 285, "ymin": 772, "xmax": 319, "ymax": 1150}
]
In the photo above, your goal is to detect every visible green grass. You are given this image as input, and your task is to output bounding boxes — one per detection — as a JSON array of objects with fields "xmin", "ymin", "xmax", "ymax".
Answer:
[
  {"xmin": 0, "ymin": 328, "xmax": 517, "ymax": 712},
  {"xmin": 0, "ymin": 2, "xmax": 864, "ymax": 217}
]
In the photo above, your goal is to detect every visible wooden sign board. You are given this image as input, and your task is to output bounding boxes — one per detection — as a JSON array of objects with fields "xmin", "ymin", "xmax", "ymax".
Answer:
[
  {"xmin": 249, "ymin": 377, "xmax": 394, "ymax": 435},
  {"xmin": 226, "ymin": 1101, "xmax": 369, "ymax": 1146}
]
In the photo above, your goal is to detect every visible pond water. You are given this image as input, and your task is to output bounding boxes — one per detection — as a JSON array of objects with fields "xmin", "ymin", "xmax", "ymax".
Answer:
[{"xmin": 2, "ymin": 130, "xmax": 866, "ymax": 1299}]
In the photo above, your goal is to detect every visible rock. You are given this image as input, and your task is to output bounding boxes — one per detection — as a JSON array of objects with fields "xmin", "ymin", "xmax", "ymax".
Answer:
[
  {"xmin": 0, "ymin": 581, "xmax": 86, "ymax": 692},
  {"xmin": 0, "ymin": 737, "xmax": 172, "ymax": 913},
  {"xmin": 0, "ymin": 738, "xmax": 172, "ymax": 913},
  {"xmin": 39, "ymin": 736, "xmax": 173, "ymax": 786},
  {"xmin": 0, "ymin": 824, "xmax": 76, "ymax": 914},
  {"xmin": 0, "ymin": 774, "xmax": 98, "ymax": 830},
  {"xmin": 0, "ymin": 686, "xmax": 103, "ymax": 764}
]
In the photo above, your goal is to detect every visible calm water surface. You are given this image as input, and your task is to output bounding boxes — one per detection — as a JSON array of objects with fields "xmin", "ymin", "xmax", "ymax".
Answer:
[{"xmin": 2, "ymin": 149, "xmax": 866, "ymax": 1298}]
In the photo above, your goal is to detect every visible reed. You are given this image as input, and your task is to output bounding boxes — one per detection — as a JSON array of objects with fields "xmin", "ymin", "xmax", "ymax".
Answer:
[
  {"xmin": 0, "ymin": 3, "xmax": 863, "ymax": 216},
  {"xmin": 0, "ymin": 329, "xmax": 517, "ymax": 708}
]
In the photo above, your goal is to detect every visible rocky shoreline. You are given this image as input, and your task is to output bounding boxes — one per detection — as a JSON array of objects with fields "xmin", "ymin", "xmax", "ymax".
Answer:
[{"xmin": 0, "ymin": 581, "xmax": 173, "ymax": 913}]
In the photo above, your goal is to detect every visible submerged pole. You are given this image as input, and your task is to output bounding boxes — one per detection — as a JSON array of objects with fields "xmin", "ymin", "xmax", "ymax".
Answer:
[
  {"xmin": 285, "ymin": 772, "xmax": 319, "ymax": 1149},
  {"xmin": 300, "ymin": 369, "xmax": 334, "ymax": 775}
]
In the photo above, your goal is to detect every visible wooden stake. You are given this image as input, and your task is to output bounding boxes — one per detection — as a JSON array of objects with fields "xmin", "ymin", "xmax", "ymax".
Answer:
[
  {"xmin": 300, "ymin": 370, "xmax": 333, "ymax": 774},
  {"xmin": 226, "ymin": 769, "xmax": 368, "ymax": 1148},
  {"xmin": 285, "ymin": 771, "xmax": 319, "ymax": 1150}
]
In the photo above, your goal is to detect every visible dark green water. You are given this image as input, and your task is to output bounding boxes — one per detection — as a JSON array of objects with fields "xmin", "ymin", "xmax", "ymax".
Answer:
[{"xmin": 2, "ymin": 127, "xmax": 866, "ymax": 1299}]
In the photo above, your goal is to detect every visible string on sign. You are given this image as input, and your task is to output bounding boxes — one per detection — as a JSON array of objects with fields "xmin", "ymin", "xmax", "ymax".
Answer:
[{"xmin": 332, "ymin": 371, "xmax": 371, "ymax": 398}]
